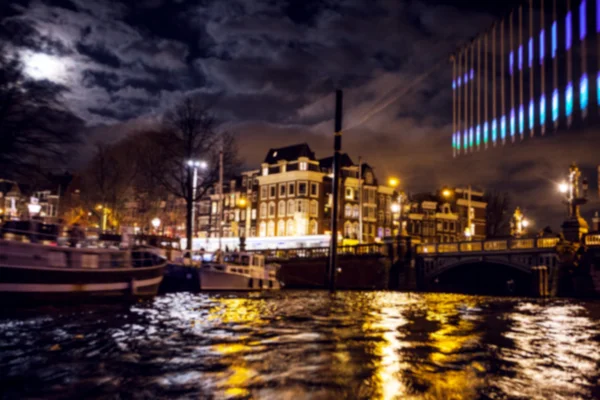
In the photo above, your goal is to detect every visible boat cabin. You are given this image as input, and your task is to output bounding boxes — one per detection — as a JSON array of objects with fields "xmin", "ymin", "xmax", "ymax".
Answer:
[{"xmin": 223, "ymin": 253, "xmax": 265, "ymax": 268}]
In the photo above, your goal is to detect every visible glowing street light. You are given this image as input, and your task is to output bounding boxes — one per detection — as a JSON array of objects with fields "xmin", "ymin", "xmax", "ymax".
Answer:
[
  {"xmin": 558, "ymin": 182, "xmax": 569, "ymax": 194},
  {"xmin": 388, "ymin": 177, "xmax": 400, "ymax": 188},
  {"xmin": 522, "ymin": 219, "xmax": 530, "ymax": 228},
  {"xmin": 442, "ymin": 188, "xmax": 453, "ymax": 198},
  {"xmin": 238, "ymin": 198, "xmax": 247, "ymax": 207},
  {"xmin": 151, "ymin": 217, "xmax": 161, "ymax": 229},
  {"xmin": 28, "ymin": 197, "xmax": 41, "ymax": 217},
  {"xmin": 391, "ymin": 203, "xmax": 400, "ymax": 213}
]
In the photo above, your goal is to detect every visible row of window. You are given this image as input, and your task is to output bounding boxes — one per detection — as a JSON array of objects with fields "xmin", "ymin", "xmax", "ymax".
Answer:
[
  {"xmin": 260, "ymin": 181, "xmax": 319, "ymax": 200},
  {"xmin": 259, "ymin": 200, "xmax": 319, "ymax": 219},
  {"xmin": 258, "ymin": 219, "xmax": 318, "ymax": 237},
  {"xmin": 262, "ymin": 161, "xmax": 310, "ymax": 176}
]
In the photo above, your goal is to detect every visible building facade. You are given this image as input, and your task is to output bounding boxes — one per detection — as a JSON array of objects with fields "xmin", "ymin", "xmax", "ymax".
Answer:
[
  {"xmin": 405, "ymin": 187, "xmax": 487, "ymax": 244},
  {"xmin": 193, "ymin": 143, "xmax": 397, "ymax": 243}
]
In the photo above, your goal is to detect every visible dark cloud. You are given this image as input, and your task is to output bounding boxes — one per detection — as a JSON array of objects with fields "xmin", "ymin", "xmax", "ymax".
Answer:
[{"xmin": 2, "ymin": 0, "xmax": 595, "ymax": 230}]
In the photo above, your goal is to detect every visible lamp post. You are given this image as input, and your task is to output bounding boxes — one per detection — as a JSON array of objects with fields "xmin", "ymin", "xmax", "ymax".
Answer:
[
  {"xmin": 28, "ymin": 197, "xmax": 41, "ymax": 218},
  {"xmin": 186, "ymin": 160, "xmax": 207, "ymax": 249},
  {"xmin": 557, "ymin": 163, "xmax": 589, "ymax": 242},
  {"xmin": 151, "ymin": 217, "xmax": 161, "ymax": 234}
]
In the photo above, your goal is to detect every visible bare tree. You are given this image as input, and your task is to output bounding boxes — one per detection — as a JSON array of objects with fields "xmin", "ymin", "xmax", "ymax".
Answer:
[
  {"xmin": 0, "ymin": 45, "xmax": 82, "ymax": 180},
  {"xmin": 484, "ymin": 191, "xmax": 511, "ymax": 238},
  {"xmin": 150, "ymin": 97, "xmax": 240, "ymax": 249},
  {"xmin": 81, "ymin": 142, "xmax": 137, "ymax": 231}
]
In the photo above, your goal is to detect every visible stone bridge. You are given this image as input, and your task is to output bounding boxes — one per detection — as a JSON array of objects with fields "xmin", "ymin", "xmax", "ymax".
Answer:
[{"xmin": 415, "ymin": 237, "xmax": 562, "ymax": 296}]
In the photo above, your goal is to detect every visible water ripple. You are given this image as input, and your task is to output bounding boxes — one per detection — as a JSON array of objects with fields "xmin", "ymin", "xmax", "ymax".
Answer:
[{"xmin": 1, "ymin": 292, "xmax": 599, "ymax": 399}]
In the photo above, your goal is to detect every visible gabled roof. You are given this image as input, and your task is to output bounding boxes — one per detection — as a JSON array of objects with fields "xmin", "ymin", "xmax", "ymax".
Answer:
[
  {"xmin": 263, "ymin": 143, "xmax": 316, "ymax": 164},
  {"xmin": 319, "ymin": 153, "xmax": 355, "ymax": 170}
]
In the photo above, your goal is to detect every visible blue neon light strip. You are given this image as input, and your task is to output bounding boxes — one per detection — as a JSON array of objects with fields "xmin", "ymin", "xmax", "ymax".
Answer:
[
  {"xmin": 464, "ymin": 131, "xmax": 468, "ymax": 151},
  {"xmin": 580, "ymin": 1, "xmax": 587, "ymax": 40},
  {"xmin": 566, "ymin": 12, "xmax": 572, "ymax": 50},
  {"xmin": 476, "ymin": 125, "xmax": 481, "ymax": 146},
  {"xmin": 457, "ymin": 133, "xmax": 461, "ymax": 151},
  {"xmin": 540, "ymin": 96, "xmax": 546, "ymax": 125},
  {"xmin": 518, "ymin": 106, "xmax": 524, "ymax": 135},
  {"xmin": 518, "ymin": 46, "xmax": 523, "ymax": 70},
  {"xmin": 540, "ymin": 30, "xmax": 545, "ymax": 64},
  {"xmin": 469, "ymin": 127, "xmax": 474, "ymax": 148},
  {"xmin": 566, "ymin": 83, "xmax": 573, "ymax": 117},
  {"xmin": 552, "ymin": 22, "xmax": 557, "ymax": 58},
  {"xmin": 483, "ymin": 122, "xmax": 489, "ymax": 144},
  {"xmin": 529, "ymin": 101, "xmax": 534, "ymax": 131},
  {"xmin": 464, "ymin": 73, "xmax": 468, "ymax": 83},
  {"xmin": 552, "ymin": 89, "xmax": 559, "ymax": 122},
  {"xmin": 509, "ymin": 51, "xmax": 514, "ymax": 75},
  {"xmin": 510, "ymin": 109, "xmax": 516, "ymax": 138},
  {"xmin": 598, "ymin": 72, "xmax": 600, "ymax": 106},
  {"xmin": 458, "ymin": 76, "xmax": 462, "ymax": 86},
  {"xmin": 500, "ymin": 116, "xmax": 507, "ymax": 141},
  {"xmin": 492, "ymin": 119, "xmax": 497, "ymax": 143},
  {"xmin": 580, "ymin": 74, "xmax": 588, "ymax": 110},
  {"xmin": 452, "ymin": 80, "xmax": 456, "ymax": 90},
  {"xmin": 470, "ymin": 69, "xmax": 474, "ymax": 80},
  {"xmin": 528, "ymin": 38, "xmax": 533, "ymax": 68}
]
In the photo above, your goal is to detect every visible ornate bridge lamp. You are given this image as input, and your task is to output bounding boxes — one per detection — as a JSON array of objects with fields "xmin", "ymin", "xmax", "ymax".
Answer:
[{"xmin": 558, "ymin": 163, "xmax": 589, "ymax": 242}]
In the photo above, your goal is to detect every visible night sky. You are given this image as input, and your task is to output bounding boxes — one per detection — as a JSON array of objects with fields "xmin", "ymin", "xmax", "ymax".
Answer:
[{"xmin": 2, "ymin": 0, "xmax": 599, "ymax": 230}]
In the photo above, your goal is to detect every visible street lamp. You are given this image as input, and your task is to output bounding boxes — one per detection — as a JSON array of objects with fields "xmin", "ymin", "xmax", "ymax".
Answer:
[
  {"xmin": 442, "ymin": 188, "xmax": 453, "ymax": 198},
  {"xmin": 186, "ymin": 159, "xmax": 208, "ymax": 245},
  {"xmin": 558, "ymin": 182, "xmax": 569, "ymax": 194},
  {"xmin": 151, "ymin": 217, "xmax": 161, "ymax": 233},
  {"xmin": 28, "ymin": 197, "xmax": 41, "ymax": 218},
  {"xmin": 388, "ymin": 177, "xmax": 400, "ymax": 188}
]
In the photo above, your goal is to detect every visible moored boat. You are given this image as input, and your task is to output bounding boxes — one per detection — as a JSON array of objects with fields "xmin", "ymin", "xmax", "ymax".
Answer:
[
  {"xmin": 0, "ymin": 239, "xmax": 166, "ymax": 303},
  {"xmin": 200, "ymin": 252, "xmax": 282, "ymax": 291}
]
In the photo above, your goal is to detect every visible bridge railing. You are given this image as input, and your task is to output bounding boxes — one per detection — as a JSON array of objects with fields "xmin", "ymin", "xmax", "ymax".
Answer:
[
  {"xmin": 416, "ymin": 236, "xmax": 561, "ymax": 255},
  {"xmin": 246, "ymin": 243, "xmax": 386, "ymax": 261}
]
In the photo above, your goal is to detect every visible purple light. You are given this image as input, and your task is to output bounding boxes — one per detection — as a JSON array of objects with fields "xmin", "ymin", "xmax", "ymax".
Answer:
[
  {"xmin": 510, "ymin": 109, "xmax": 516, "ymax": 138},
  {"xmin": 580, "ymin": 0, "xmax": 587, "ymax": 40},
  {"xmin": 597, "ymin": 0, "xmax": 600, "ymax": 33},
  {"xmin": 540, "ymin": 29, "xmax": 545, "ymax": 64},
  {"xmin": 452, "ymin": 80, "xmax": 456, "ymax": 90},
  {"xmin": 528, "ymin": 38, "xmax": 533, "ymax": 68},
  {"xmin": 509, "ymin": 51, "xmax": 514, "ymax": 75},
  {"xmin": 458, "ymin": 76, "xmax": 462, "ymax": 86},
  {"xmin": 464, "ymin": 73, "xmax": 468, "ymax": 83},
  {"xmin": 518, "ymin": 45, "xmax": 523, "ymax": 70},
  {"xmin": 470, "ymin": 69, "xmax": 474, "ymax": 80},
  {"xmin": 566, "ymin": 12, "xmax": 572, "ymax": 50}
]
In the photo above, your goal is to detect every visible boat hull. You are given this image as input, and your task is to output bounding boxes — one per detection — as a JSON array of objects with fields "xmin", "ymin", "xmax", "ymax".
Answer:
[
  {"xmin": 0, "ymin": 263, "xmax": 166, "ymax": 303},
  {"xmin": 199, "ymin": 268, "xmax": 280, "ymax": 291}
]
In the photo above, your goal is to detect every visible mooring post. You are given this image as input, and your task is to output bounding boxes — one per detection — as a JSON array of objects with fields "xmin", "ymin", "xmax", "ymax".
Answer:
[{"xmin": 328, "ymin": 89, "xmax": 343, "ymax": 292}]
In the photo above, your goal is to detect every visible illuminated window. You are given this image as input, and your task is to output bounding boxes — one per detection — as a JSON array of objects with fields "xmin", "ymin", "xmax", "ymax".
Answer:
[
  {"xmin": 310, "ymin": 220, "xmax": 318, "ymax": 235},
  {"xmin": 518, "ymin": 45, "xmax": 523, "ymax": 70},
  {"xmin": 287, "ymin": 199, "xmax": 295, "ymax": 216},
  {"xmin": 539, "ymin": 29, "xmax": 545, "ymax": 64},
  {"xmin": 483, "ymin": 122, "xmax": 489, "ymax": 144},
  {"xmin": 509, "ymin": 51, "xmax": 514, "ymax": 75},
  {"xmin": 528, "ymin": 100, "xmax": 535, "ymax": 130},
  {"xmin": 345, "ymin": 203, "xmax": 352, "ymax": 217},
  {"xmin": 566, "ymin": 82, "xmax": 573, "ymax": 117},
  {"xmin": 552, "ymin": 21, "xmax": 557, "ymax": 58},
  {"xmin": 510, "ymin": 109, "xmax": 516, "ymax": 138},
  {"xmin": 299, "ymin": 161, "xmax": 308, "ymax": 171},
  {"xmin": 566, "ymin": 12, "xmax": 572, "ymax": 50},
  {"xmin": 278, "ymin": 200, "xmax": 286, "ymax": 216},
  {"xmin": 552, "ymin": 89, "xmax": 559, "ymax": 122},
  {"xmin": 262, "ymin": 167, "xmax": 268, "ymax": 176},
  {"xmin": 500, "ymin": 116, "xmax": 507, "ymax": 140},
  {"xmin": 353, "ymin": 205, "xmax": 359, "ymax": 218},
  {"xmin": 277, "ymin": 220, "xmax": 285, "ymax": 236},
  {"xmin": 580, "ymin": 74, "xmax": 588, "ymax": 110},
  {"xmin": 580, "ymin": 0, "xmax": 587, "ymax": 40},
  {"xmin": 475, "ymin": 125, "xmax": 481, "ymax": 146},
  {"xmin": 287, "ymin": 219, "xmax": 295, "ymax": 236},
  {"xmin": 310, "ymin": 200, "xmax": 318, "ymax": 217},
  {"xmin": 268, "ymin": 202, "xmax": 276, "ymax": 217},
  {"xmin": 518, "ymin": 105, "xmax": 524, "ymax": 134},
  {"xmin": 296, "ymin": 199, "xmax": 307, "ymax": 213},
  {"xmin": 260, "ymin": 203, "xmax": 267, "ymax": 218},
  {"xmin": 345, "ymin": 187, "xmax": 354, "ymax": 200},
  {"xmin": 259, "ymin": 222, "xmax": 266, "ymax": 237},
  {"xmin": 539, "ymin": 96, "xmax": 546, "ymax": 125},
  {"xmin": 251, "ymin": 209, "xmax": 256, "ymax": 220},
  {"xmin": 528, "ymin": 38, "xmax": 533, "ymax": 68},
  {"xmin": 491, "ymin": 119, "xmax": 497, "ymax": 142},
  {"xmin": 267, "ymin": 221, "xmax": 275, "ymax": 237}
]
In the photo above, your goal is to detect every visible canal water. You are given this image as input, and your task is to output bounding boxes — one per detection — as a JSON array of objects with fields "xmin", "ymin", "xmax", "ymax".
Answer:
[{"xmin": 1, "ymin": 292, "xmax": 599, "ymax": 399}]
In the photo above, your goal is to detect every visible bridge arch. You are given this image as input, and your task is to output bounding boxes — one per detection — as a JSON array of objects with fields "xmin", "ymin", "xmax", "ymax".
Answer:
[{"xmin": 421, "ymin": 258, "xmax": 533, "ymax": 296}]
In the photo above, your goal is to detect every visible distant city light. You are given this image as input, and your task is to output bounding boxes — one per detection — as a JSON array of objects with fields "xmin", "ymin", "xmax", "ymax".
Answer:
[
  {"xmin": 540, "ymin": 96, "xmax": 546, "ymax": 125},
  {"xmin": 510, "ymin": 109, "xmax": 516, "ymax": 138},
  {"xmin": 566, "ymin": 82, "xmax": 573, "ymax": 117},
  {"xmin": 552, "ymin": 21, "xmax": 557, "ymax": 58},
  {"xmin": 528, "ymin": 101, "xmax": 535, "ymax": 131},
  {"xmin": 552, "ymin": 89, "xmax": 559, "ymax": 122},
  {"xmin": 566, "ymin": 12, "xmax": 572, "ymax": 50},
  {"xmin": 580, "ymin": 0, "xmax": 587, "ymax": 40},
  {"xmin": 518, "ymin": 105, "xmax": 524, "ymax": 135},
  {"xmin": 580, "ymin": 74, "xmax": 588, "ymax": 111},
  {"xmin": 539, "ymin": 29, "xmax": 545, "ymax": 64}
]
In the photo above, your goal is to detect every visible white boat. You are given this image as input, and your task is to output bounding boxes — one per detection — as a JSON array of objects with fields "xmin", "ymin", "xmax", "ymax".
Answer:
[
  {"xmin": 199, "ymin": 252, "xmax": 281, "ymax": 291},
  {"xmin": 0, "ymin": 238, "xmax": 166, "ymax": 303}
]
